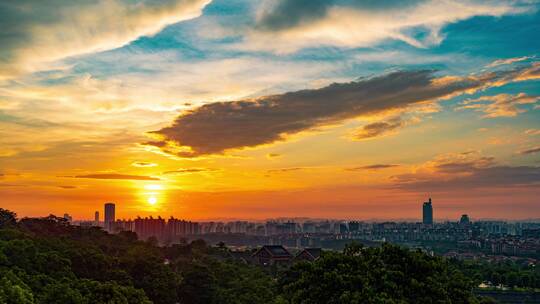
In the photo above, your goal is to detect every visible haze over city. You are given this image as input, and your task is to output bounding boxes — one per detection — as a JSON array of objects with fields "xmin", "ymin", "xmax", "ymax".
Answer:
[{"xmin": 1, "ymin": 0, "xmax": 539, "ymax": 221}]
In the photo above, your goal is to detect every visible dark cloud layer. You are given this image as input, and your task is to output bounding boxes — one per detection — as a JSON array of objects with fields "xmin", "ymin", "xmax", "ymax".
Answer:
[
  {"xmin": 398, "ymin": 166, "xmax": 540, "ymax": 190},
  {"xmin": 434, "ymin": 156, "xmax": 495, "ymax": 173},
  {"xmin": 147, "ymin": 64, "xmax": 540, "ymax": 157},
  {"xmin": 393, "ymin": 155, "xmax": 540, "ymax": 191},
  {"xmin": 73, "ymin": 174, "xmax": 160, "ymax": 181},
  {"xmin": 257, "ymin": 0, "xmax": 421, "ymax": 31},
  {"xmin": 257, "ymin": 0, "xmax": 331, "ymax": 31}
]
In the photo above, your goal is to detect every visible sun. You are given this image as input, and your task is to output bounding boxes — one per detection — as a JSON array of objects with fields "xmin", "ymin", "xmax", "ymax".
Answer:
[{"xmin": 147, "ymin": 197, "xmax": 158, "ymax": 205}]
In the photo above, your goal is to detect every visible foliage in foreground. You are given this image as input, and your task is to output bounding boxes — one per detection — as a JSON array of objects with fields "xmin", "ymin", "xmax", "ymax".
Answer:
[
  {"xmin": 0, "ymin": 208, "xmax": 275, "ymax": 304},
  {"xmin": 279, "ymin": 243, "xmax": 482, "ymax": 304},
  {"xmin": 0, "ymin": 208, "xmax": 500, "ymax": 303}
]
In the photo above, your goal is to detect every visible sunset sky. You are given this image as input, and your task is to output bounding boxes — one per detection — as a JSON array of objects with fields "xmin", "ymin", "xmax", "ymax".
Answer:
[{"xmin": 1, "ymin": 0, "xmax": 539, "ymax": 221}]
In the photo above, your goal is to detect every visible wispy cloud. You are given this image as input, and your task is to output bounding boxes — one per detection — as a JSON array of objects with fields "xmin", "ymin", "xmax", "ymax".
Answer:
[
  {"xmin": 353, "ymin": 117, "xmax": 404, "ymax": 140},
  {"xmin": 519, "ymin": 146, "xmax": 540, "ymax": 155},
  {"xmin": 73, "ymin": 173, "xmax": 160, "ymax": 181},
  {"xmin": 162, "ymin": 168, "xmax": 218, "ymax": 175},
  {"xmin": 132, "ymin": 162, "xmax": 158, "ymax": 168},
  {"xmin": 58, "ymin": 185, "xmax": 77, "ymax": 189},
  {"xmin": 456, "ymin": 93, "xmax": 539, "ymax": 118},
  {"xmin": 244, "ymin": 0, "xmax": 529, "ymax": 53},
  {"xmin": 267, "ymin": 167, "xmax": 307, "ymax": 173},
  {"xmin": 266, "ymin": 153, "xmax": 282, "ymax": 159},
  {"xmin": 0, "ymin": 0, "xmax": 211, "ymax": 78},
  {"xmin": 486, "ymin": 56, "xmax": 534, "ymax": 68},
  {"xmin": 525, "ymin": 129, "xmax": 540, "ymax": 136},
  {"xmin": 347, "ymin": 164, "xmax": 400, "ymax": 171}
]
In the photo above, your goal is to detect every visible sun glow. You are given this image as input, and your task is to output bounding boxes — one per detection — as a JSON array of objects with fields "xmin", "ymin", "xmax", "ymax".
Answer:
[
  {"xmin": 144, "ymin": 184, "xmax": 163, "ymax": 191},
  {"xmin": 147, "ymin": 196, "xmax": 158, "ymax": 205}
]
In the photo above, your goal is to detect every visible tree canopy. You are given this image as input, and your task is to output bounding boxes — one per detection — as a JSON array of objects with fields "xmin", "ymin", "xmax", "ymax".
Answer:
[{"xmin": 0, "ymin": 210, "xmax": 505, "ymax": 303}]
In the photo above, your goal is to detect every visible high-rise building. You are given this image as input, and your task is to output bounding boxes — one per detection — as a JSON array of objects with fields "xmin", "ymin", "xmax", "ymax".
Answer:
[
  {"xmin": 422, "ymin": 198, "xmax": 433, "ymax": 225},
  {"xmin": 104, "ymin": 203, "xmax": 115, "ymax": 232},
  {"xmin": 459, "ymin": 214, "xmax": 471, "ymax": 226},
  {"xmin": 134, "ymin": 216, "xmax": 165, "ymax": 241},
  {"xmin": 94, "ymin": 211, "xmax": 100, "ymax": 226}
]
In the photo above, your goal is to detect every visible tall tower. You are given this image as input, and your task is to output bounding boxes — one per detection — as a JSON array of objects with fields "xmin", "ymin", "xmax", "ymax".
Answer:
[
  {"xmin": 422, "ymin": 198, "xmax": 433, "ymax": 225},
  {"xmin": 94, "ymin": 211, "xmax": 100, "ymax": 226},
  {"xmin": 104, "ymin": 203, "xmax": 115, "ymax": 232},
  {"xmin": 459, "ymin": 214, "xmax": 470, "ymax": 226}
]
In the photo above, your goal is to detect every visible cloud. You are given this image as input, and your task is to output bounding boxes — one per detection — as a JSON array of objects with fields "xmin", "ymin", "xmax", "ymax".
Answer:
[
  {"xmin": 346, "ymin": 164, "xmax": 400, "ymax": 171},
  {"xmin": 353, "ymin": 117, "xmax": 404, "ymax": 140},
  {"xmin": 456, "ymin": 93, "xmax": 539, "ymax": 117},
  {"xmin": 0, "ymin": 183, "xmax": 25, "ymax": 188},
  {"xmin": 433, "ymin": 156, "xmax": 495, "ymax": 173},
  {"xmin": 266, "ymin": 153, "xmax": 282, "ymax": 159},
  {"xmin": 267, "ymin": 167, "xmax": 306, "ymax": 173},
  {"xmin": 132, "ymin": 162, "xmax": 158, "ymax": 168},
  {"xmin": 146, "ymin": 62, "xmax": 540, "ymax": 157},
  {"xmin": 392, "ymin": 152, "xmax": 540, "ymax": 190},
  {"xmin": 73, "ymin": 173, "xmax": 160, "ymax": 180},
  {"xmin": 245, "ymin": 0, "xmax": 530, "ymax": 53},
  {"xmin": 520, "ymin": 146, "xmax": 540, "ymax": 155},
  {"xmin": 486, "ymin": 56, "xmax": 535, "ymax": 68},
  {"xmin": 525, "ymin": 129, "xmax": 540, "ymax": 136},
  {"xmin": 162, "ymin": 168, "xmax": 217, "ymax": 175},
  {"xmin": 58, "ymin": 185, "xmax": 77, "ymax": 189},
  {"xmin": 256, "ymin": 0, "xmax": 335, "ymax": 31},
  {"xmin": 0, "ymin": 0, "xmax": 211, "ymax": 78}
]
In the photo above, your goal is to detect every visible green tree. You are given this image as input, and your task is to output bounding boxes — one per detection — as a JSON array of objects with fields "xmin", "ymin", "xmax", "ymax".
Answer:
[
  {"xmin": 178, "ymin": 263, "xmax": 217, "ymax": 304},
  {"xmin": 0, "ymin": 209, "xmax": 17, "ymax": 228},
  {"xmin": 0, "ymin": 271, "xmax": 35, "ymax": 304},
  {"xmin": 279, "ymin": 244, "xmax": 477, "ymax": 304},
  {"xmin": 39, "ymin": 282, "xmax": 84, "ymax": 304}
]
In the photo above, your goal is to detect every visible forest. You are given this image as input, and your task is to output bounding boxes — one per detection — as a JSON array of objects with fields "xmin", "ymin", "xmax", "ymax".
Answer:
[{"xmin": 0, "ymin": 208, "xmax": 532, "ymax": 303}]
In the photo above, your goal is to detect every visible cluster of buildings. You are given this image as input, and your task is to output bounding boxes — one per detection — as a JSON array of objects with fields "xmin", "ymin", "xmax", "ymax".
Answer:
[
  {"xmin": 78, "ymin": 203, "xmax": 200, "ymax": 242},
  {"xmin": 70, "ymin": 198, "xmax": 540, "ymax": 260},
  {"xmin": 469, "ymin": 237, "xmax": 540, "ymax": 257}
]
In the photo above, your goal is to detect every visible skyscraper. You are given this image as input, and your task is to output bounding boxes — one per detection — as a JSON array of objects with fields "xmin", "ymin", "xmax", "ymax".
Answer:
[
  {"xmin": 104, "ymin": 203, "xmax": 115, "ymax": 232},
  {"xmin": 459, "ymin": 214, "xmax": 470, "ymax": 226},
  {"xmin": 422, "ymin": 198, "xmax": 433, "ymax": 225},
  {"xmin": 94, "ymin": 211, "xmax": 100, "ymax": 226}
]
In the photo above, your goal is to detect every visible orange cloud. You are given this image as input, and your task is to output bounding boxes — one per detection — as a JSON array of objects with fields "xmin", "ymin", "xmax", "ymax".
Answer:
[
  {"xmin": 519, "ymin": 146, "xmax": 540, "ymax": 155},
  {"xmin": 132, "ymin": 162, "xmax": 158, "ymax": 168},
  {"xmin": 457, "ymin": 93, "xmax": 539, "ymax": 118},
  {"xmin": 73, "ymin": 174, "xmax": 160, "ymax": 181}
]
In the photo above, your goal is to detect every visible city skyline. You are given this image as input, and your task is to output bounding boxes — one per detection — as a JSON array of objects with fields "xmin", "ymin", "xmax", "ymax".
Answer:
[
  {"xmin": 1, "ymin": 0, "xmax": 539, "ymax": 220},
  {"xmin": 64, "ymin": 198, "xmax": 540, "ymax": 223},
  {"xmin": 62, "ymin": 201, "xmax": 540, "ymax": 261}
]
